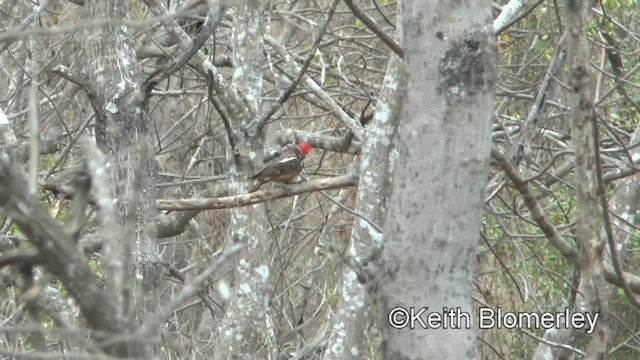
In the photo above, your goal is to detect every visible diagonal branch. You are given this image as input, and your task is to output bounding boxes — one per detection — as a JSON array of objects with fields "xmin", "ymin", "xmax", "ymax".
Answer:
[
  {"xmin": 492, "ymin": 146, "xmax": 640, "ymax": 294},
  {"xmin": 206, "ymin": 70, "xmax": 239, "ymax": 156},
  {"xmin": 133, "ymin": 244, "xmax": 241, "ymax": 339},
  {"xmin": 265, "ymin": 36, "xmax": 364, "ymax": 140},
  {"xmin": 140, "ymin": 6, "xmax": 228, "ymax": 103},
  {"xmin": 258, "ymin": 0, "xmax": 341, "ymax": 129},
  {"xmin": 342, "ymin": 0, "xmax": 403, "ymax": 58},
  {"xmin": 0, "ymin": 158, "xmax": 120, "ymax": 334},
  {"xmin": 143, "ymin": 0, "xmax": 248, "ymax": 122},
  {"xmin": 52, "ymin": 65, "xmax": 106, "ymax": 133},
  {"xmin": 491, "ymin": 146, "xmax": 577, "ymax": 262},
  {"xmin": 510, "ymin": 35, "xmax": 567, "ymax": 166}
]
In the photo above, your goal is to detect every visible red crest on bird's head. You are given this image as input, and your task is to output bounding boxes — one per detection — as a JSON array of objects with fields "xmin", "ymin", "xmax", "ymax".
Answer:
[{"xmin": 298, "ymin": 142, "xmax": 311, "ymax": 156}]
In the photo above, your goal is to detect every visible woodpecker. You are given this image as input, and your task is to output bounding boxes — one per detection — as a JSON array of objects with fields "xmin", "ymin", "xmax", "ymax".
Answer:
[{"xmin": 248, "ymin": 142, "xmax": 312, "ymax": 192}]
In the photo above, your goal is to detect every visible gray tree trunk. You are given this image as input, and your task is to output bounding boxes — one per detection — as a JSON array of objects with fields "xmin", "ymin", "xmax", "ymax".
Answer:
[
  {"xmin": 565, "ymin": 0, "xmax": 610, "ymax": 358},
  {"xmin": 323, "ymin": 10, "xmax": 406, "ymax": 358},
  {"xmin": 83, "ymin": 0, "xmax": 160, "ymax": 355},
  {"xmin": 533, "ymin": 2, "xmax": 622, "ymax": 356},
  {"xmin": 375, "ymin": 1, "xmax": 496, "ymax": 358},
  {"xmin": 213, "ymin": 1, "xmax": 272, "ymax": 359}
]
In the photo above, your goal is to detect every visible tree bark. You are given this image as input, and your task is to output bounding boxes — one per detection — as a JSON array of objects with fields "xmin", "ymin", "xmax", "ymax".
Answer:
[
  {"xmin": 213, "ymin": 1, "xmax": 271, "ymax": 358},
  {"xmin": 323, "ymin": 16, "xmax": 406, "ymax": 359},
  {"xmin": 565, "ymin": 0, "xmax": 610, "ymax": 358},
  {"xmin": 83, "ymin": 0, "xmax": 160, "ymax": 355},
  {"xmin": 375, "ymin": 1, "xmax": 496, "ymax": 358}
]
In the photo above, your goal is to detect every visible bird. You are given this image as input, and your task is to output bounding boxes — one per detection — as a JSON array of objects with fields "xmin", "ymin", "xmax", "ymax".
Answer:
[{"xmin": 248, "ymin": 142, "xmax": 312, "ymax": 192}]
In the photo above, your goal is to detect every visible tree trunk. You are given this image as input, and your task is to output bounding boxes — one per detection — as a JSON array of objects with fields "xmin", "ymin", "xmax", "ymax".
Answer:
[
  {"xmin": 565, "ymin": 0, "xmax": 610, "ymax": 358},
  {"xmin": 375, "ymin": 1, "xmax": 496, "ymax": 358},
  {"xmin": 83, "ymin": 0, "xmax": 160, "ymax": 355},
  {"xmin": 323, "ymin": 17, "xmax": 406, "ymax": 359},
  {"xmin": 213, "ymin": 1, "xmax": 271, "ymax": 359}
]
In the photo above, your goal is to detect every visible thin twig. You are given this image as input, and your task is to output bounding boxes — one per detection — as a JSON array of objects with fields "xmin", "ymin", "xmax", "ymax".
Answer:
[{"xmin": 258, "ymin": 0, "xmax": 341, "ymax": 129}]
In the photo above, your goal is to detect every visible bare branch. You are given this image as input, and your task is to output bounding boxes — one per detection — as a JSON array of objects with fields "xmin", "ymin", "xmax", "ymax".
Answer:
[
  {"xmin": 156, "ymin": 175, "xmax": 358, "ymax": 211},
  {"xmin": 132, "ymin": 244, "xmax": 241, "ymax": 339},
  {"xmin": 491, "ymin": 146, "xmax": 578, "ymax": 262},
  {"xmin": 342, "ymin": 0, "xmax": 403, "ymax": 58},
  {"xmin": 259, "ymin": 0, "xmax": 341, "ymax": 129},
  {"xmin": 265, "ymin": 36, "xmax": 364, "ymax": 140},
  {"xmin": 0, "ymin": 158, "xmax": 121, "ymax": 335},
  {"xmin": 141, "ymin": 6, "xmax": 229, "ymax": 103}
]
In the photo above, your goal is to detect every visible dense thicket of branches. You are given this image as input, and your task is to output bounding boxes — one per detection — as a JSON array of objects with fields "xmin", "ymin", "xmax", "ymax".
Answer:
[{"xmin": 1, "ymin": 0, "xmax": 640, "ymax": 359}]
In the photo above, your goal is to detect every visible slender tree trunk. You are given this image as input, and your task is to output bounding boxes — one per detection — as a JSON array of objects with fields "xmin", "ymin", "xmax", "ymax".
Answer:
[
  {"xmin": 213, "ymin": 1, "xmax": 271, "ymax": 358},
  {"xmin": 83, "ymin": 1, "xmax": 160, "ymax": 355},
  {"xmin": 565, "ymin": 1, "xmax": 610, "ymax": 358},
  {"xmin": 323, "ymin": 13, "xmax": 406, "ymax": 358}
]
